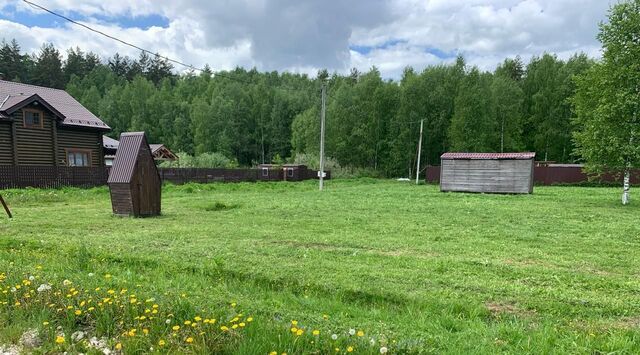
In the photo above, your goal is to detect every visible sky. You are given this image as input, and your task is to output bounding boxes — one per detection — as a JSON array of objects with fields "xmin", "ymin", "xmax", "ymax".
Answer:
[{"xmin": 0, "ymin": 0, "xmax": 615, "ymax": 79}]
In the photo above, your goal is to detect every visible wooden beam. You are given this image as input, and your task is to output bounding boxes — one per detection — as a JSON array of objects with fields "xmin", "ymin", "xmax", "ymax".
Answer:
[{"xmin": 0, "ymin": 194, "xmax": 11, "ymax": 218}]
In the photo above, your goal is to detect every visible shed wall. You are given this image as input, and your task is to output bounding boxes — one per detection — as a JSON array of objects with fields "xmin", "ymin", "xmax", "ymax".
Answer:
[
  {"xmin": 440, "ymin": 158, "xmax": 533, "ymax": 194},
  {"xmin": 109, "ymin": 183, "xmax": 133, "ymax": 216}
]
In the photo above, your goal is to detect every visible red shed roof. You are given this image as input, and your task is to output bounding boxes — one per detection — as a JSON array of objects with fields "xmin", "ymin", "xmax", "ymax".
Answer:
[{"xmin": 441, "ymin": 152, "xmax": 536, "ymax": 160}]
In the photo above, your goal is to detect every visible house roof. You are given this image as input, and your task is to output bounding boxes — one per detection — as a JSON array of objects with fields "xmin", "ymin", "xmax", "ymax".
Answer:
[
  {"xmin": 441, "ymin": 152, "xmax": 536, "ymax": 160},
  {"xmin": 103, "ymin": 135, "xmax": 120, "ymax": 150},
  {"xmin": 0, "ymin": 80, "xmax": 110, "ymax": 130},
  {"xmin": 108, "ymin": 132, "xmax": 151, "ymax": 183},
  {"xmin": 103, "ymin": 136, "xmax": 177, "ymax": 161}
]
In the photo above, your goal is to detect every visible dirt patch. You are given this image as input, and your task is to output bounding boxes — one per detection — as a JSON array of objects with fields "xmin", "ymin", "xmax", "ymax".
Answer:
[
  {"xmin": 0, "ymin": 345, "xmax": 20, "ymax": 355},
  {"xmin": 486, "ymin": 301, "xmax": 537, "ymax": 318},
  {"xmin": 19, "ymin": 328, "xmax": 41, "ymax": 349},
  {"xmin": 611, "ymin": 316, "xmax": 640, "ymax": 329}
]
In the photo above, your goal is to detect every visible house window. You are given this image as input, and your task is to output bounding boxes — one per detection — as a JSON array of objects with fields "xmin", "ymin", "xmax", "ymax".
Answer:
[
  {"xmin": 287, "ymin": 168, "xmax": 294, "ymax": 177},
  {"xmin": 66, "ymin": 150, "xmax": 91, "ymax": 167},
  {"xmin": 23, "ymin": 109, "xmax": 43, "ymax": 129},
  {"xmin": 262, "ymin": 168, "xmax": 269, "ymax": 177}
]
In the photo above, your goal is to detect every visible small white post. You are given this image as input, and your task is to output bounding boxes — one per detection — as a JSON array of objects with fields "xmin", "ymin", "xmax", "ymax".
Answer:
[{"xmin": 415, "ymin": 119, "xmax": 424, "ymax": 185}]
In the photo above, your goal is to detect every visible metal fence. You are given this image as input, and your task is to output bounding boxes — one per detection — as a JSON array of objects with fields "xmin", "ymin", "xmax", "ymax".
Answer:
[
  {"xmin": 425, "ymin": 165, "xmax": 640, "ymax": 185},
  {"xmin": 0, "ymin": 166, "xmax": 329, "ymax": 189}
]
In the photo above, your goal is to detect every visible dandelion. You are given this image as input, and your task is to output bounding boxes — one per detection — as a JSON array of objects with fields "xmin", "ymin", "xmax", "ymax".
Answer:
[
  {"xmin": 158, "ymin": 339, "xmax": 166, "ymax": 346},
  {"xmin": 331, "ymin": 334, "xmax": 338, "ymax": 340},
  {"xmin": 55, "ymin": 336, "xmax": 65, "ymax": 344},
  {"xmin": 74, "ymin": 310, "xmax": 82, "ymax": 316},
  {"xmin": 105, "ymin": 274, "xmax": 112, "ymax": 279},
  {"xmin": 37, "ymin": 284, "xmax": 52, "ymax": 292},
  {"xmin": 63, "ymin": 279, "xmax": 72, "ymax": 286},
  {"xmin": 43, "ymin": 321, "xmax": 49, "ymax": 326},
  {"xmin": 115, "ymin": 343, "xmax": 122, "ymax": 350},
  {"xmin": 239, "ymin": 322, "xmax": 246, "ymax": 327},
  {"xmin": 380, "ymin": 346, "xmax": 388, "ymax": 354},
  {"xmin": 230, "ymin": 302, "xmax": 236, "ymax": 307},
  {"xmin": 185, "ymin": 337, "xmax": 194, "ymax": 343},
  {"xmin": 166, "ymin": 319, "xmax": 172, "ymax": 325},
  {"xmin": 323, "ymin": 314, "xmax": 329, "ymax": 320},
  {"xmin": 220, "ymin": 326, "xmax": 229, "ymax": 331},
  {"xmin": 184, "ymin": 320, "xmax": 192, "ymax": 325},
  {"xmin": 349, "ymin": 329, "xmax": 356, "ymax": 336},
  {"xmin": 296, "ymin": 329, "xmax": 304, "ymax": 336},
  {"xmin": 232, "ymin": 324, "xmax": 238, "ymax": 329},
  {"xmin": 313, "ymin": 330, "xmax": 320, "ymax": 336},
  {"xmin": 194, "ymin": 316, "xmax": 202, "ymax": 322},
  {"xmin": 172, "ymin": 325, "xmax": 180, "ymax": 331},
  {"xmin": 291, "ymin": 327, "xmax": 298, "ymax": 333},
  {"xmin": 246, "ymin": 317, "xmax": 253, "ymax": 322},
  {"xmin": 28, "ymin": 275, "xmax": 35, "ymax": 281},
  {"xmin": 270, "ymin": 352, "xmax": 277, "ymax": 355},
  {"xmin": 347, "ymin": 346, "xmax": 354, "ymax": 352},
  {"xmin": 143, "ymin": 328, "xmax": 149, "ymax": 335},
  {"xmin": 291, "ymin": 320, "xmax": 298, "ymax": 326},
  {"xmin": 357, "ymin": 330, "xmax": 364, "ymax": 337}
]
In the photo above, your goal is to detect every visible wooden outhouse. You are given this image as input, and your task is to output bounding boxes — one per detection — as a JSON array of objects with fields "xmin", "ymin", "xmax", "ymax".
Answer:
[
  {"xmin": 107, "ymin": 132, "xmax": 161, "ymax": 217},
  {"xmin": 440, "ymin": 152, "xmax": 535, "ymax": 194}
]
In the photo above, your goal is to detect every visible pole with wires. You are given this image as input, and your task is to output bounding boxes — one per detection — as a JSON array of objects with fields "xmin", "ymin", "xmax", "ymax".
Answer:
[
  {"xmin": 415, "ymin": 119, "xmax": 424, "ymax": 185},
  {"xmin": 319, "ymin": 84, "xmax": 327, "ymax": 191}
]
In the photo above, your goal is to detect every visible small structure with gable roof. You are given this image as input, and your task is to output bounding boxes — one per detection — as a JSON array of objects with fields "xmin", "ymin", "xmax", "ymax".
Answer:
[
  {"xmin": 440, "ymin": 152, "xmax": 536, "ymax": 194},
  {"xmin": 107, "ymin": 132, "xmax": 161, "ymax": 217}
]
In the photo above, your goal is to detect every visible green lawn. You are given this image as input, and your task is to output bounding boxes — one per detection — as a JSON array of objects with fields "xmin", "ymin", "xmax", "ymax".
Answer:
[{"xmin": 1, "ymin": 179, "xmax": 639, "ymax": 354}]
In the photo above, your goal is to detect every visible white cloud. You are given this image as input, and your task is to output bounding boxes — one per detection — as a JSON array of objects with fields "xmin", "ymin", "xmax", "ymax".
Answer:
[{"xmin": 0, "ymin": 0, "xmax": 612, "ymax": 78}]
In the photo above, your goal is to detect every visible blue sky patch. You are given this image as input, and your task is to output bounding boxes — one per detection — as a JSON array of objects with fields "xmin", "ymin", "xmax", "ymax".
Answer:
[
  {"xmin": 0, "ymin": 4, "xmax": 169, "ymax": 30},
  {"xmin": 350, "ymin": 39, "xmax": 455, "ymax": 60}
]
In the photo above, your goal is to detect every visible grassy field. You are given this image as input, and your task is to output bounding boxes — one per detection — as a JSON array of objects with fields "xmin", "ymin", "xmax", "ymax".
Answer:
[{"xmin": 1, "ymin": 179, "xmax": 639, "ymax": 354}]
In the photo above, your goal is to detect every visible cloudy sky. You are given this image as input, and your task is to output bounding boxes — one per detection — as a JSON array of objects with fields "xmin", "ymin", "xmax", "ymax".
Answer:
[{"xmin": 0, "ymin": 0, "xmax": 615, "ymax": 79}]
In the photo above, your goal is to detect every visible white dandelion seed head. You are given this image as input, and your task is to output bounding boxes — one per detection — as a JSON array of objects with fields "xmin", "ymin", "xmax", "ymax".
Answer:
[
  {"xmin": 349, "ymin": 329, "xmax": 356, "ymax": 336},
  {"xmin": 28, "ymin": 275, "xmax": 35, "ymax": 281},
  {"xmin": 62, "ymin": 279, "xmax": 72, "ymax": 286},
  {"xmin": 331, "ymin": 334, "xmax": 338, "ymax": 340},
  {"xmin": 380, "ymin": 346, "xmax": 388, "ymax": 354},
  {"xmin": 165, "ymin": 319, "xmax": 171, "ymax": 325},
  {"xmin": 37, "ymin": 284, "xmax": 52, "ymax": 292}
]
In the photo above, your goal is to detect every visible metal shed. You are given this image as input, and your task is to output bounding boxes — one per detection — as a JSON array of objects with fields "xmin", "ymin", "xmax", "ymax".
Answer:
[
  {"xmin": 440, "ymin": 152, "xmax": 535, "ymax": 194},
  {"xmin": 107, "ymin": 132, "xmax": 161, "ymax": 217}
]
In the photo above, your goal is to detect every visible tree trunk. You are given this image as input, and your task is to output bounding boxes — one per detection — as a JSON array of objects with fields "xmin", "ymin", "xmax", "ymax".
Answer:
[{"xmin": 622, "ymin": 168, "xmax": 631, "ymax": 205}]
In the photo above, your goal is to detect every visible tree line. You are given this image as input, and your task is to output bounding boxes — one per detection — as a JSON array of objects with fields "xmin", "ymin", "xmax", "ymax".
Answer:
[{"xmin": 0, "ymin": 39, "xmax": 593, "ymax": 177}]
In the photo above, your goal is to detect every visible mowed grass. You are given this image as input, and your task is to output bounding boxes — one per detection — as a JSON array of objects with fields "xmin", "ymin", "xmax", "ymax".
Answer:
[{"xmin": 1, "ymin": 179, "xmax": 640, "ymax": 354}]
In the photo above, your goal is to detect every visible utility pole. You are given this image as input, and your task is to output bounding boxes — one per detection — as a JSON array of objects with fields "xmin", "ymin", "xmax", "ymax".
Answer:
[
  {"xmin": 415, "ymin": 119, "xmax": 424, "ymax": 185},
  {"xmin": 319, "ymin": 84, "xmax": 326, "ymax": 191}
]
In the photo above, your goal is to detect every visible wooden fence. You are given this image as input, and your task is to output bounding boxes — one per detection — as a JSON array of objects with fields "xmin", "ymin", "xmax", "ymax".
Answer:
[{"xmin": 0, "ymin": 166, "xmax": 329, "ymax": 189}]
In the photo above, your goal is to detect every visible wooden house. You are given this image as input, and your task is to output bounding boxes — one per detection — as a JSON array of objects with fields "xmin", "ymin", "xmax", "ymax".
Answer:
[
  {"xmin": 440, "ymin": 152, "xmax": 535, "ymax": 194},
  {"xmin": 0, "ymin": 80, "xmax": 110, "ymax": 167},
  {"xmin": 103, "ymin": 136, "xmax": 177, "ymax": 166},
  {"xmin": 107, "ymin": 132, "xmax": 161, "ymax": 217}
]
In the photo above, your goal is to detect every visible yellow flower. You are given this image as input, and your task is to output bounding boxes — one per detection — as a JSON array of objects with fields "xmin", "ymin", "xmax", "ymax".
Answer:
[
  {"xmin": 239, "ymin": 322, "xmax": 246, "ymax": 327},
  {"xmin": 143, "ymin": 328, "xmax": 149, "ymax": 335},
  {"xmin": 357, "ymin": 330, "xmax": 364, "ymax": 337},
  {"xmin": 220, "ymin": 326, "xmax": 229, "ymax": 331},
  {"xmin": 230, "ymin": 302, "xmax": 237, "ymax": 307},
  {"xmin": 88, "ymin": 307, "xmax": 95, "ymax": 311},
  {"xmin": 153, "ymin": 304, "xmax": 159, "ymax": 309},
  {"xmin": 290, "ymin": 327, "xmax": 298, "ymax": 333},
  {"xmin": 323, "ymin": 314, "xmax": 329, "ymax": 320},
  {"xmin": 115, "ymin": 343, "xmax": 122, "ymax": 350},
  {"xmin": 246, "ymin": 317, "xmax": 253, "ymax": 322},
  {"xmin": 158, "ymin": 339, "xmax": 166, "ymax": 346},
  {"xmin": 74, "ymin": 310, "xmax": 82, "ymax": 316},
  {"xmin": 335, "ymin": 348, "xmax": 340, "ymax": 353},
  {"xmin": 347, "ymin": 346, "xmax": 354, "ymax": 352},
  {"xmin": 232, "ymin": 324, "xmax": 238, "ymax": 329},
  {"xmin": 296, "ymin": 329, "xmax": 304, "ymax": 336},
  {"xmin": 184, "ymin": 320, "xmax": 192, "ymax": 325},
  {"xmin": 270, "ymin": 352, "xmax": 277, "ymax": 355},
  {"xmin": 55, "ymin": 336, "xmax": 65, "ymax": 344},
  {"xmin": 312, "ymin": 330, "xmax": 320, "ymax": 336},
  {"xmin": 43, "ymin": 321, "xmax": 49, "ymax": 326},
  {"xmin": 291, "ymin": 320, "xmax": 298, "ymax": 326},
  {"xmin": 172, "ymin": 325, "xmax": 180, "ymax": 331},
  {"xmin": 128, "ymin": 329, "xmax": 137, "ymax": 337},
  {"xmin": 194, "ymin": 316, "xmax": 202, "ymax": 322},
  {"xmin": 105, "ymin": 274, "xmax": 112, "ymax": 279},
  {"xmin": 185, "ymin": 337, "xmax": 194, "ymax": 343},
  {"xmin": 107, "ymin": 290, "xmax": 115, "ymax": 295}
]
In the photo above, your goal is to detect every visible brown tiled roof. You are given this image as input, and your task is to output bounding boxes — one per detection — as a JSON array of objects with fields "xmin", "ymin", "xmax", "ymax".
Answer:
[
  {"xmin": 441, "ymin": 152, "xmax": 536, "ymax": 160},
  {"xmin": 108, "ymin": 132, "xmax": 148, "ymax": 184},
  {"xmin": 103, "ymin": 135, "xmax": 120, "ymax": 150},
  {"xmin": 0, "ymin": 80, "xmax": 110, "ymax": 130}
]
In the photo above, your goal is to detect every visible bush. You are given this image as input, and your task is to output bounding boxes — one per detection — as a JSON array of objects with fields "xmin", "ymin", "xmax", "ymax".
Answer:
[
  {"xmin": 161, "ymin": 152, "xmax": 238, "ymax": 169},
  {"xmin": 292, "ymin": 153, "xmax": 382, "ymax": 178}
]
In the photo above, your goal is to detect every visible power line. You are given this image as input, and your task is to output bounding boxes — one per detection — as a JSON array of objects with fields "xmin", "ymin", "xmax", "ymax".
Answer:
[{"xmin": 21, "ymin": 0, "xmax": 302, "ymax": 91}]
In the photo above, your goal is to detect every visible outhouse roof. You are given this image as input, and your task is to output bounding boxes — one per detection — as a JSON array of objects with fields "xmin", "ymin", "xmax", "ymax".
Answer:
[{"xmin": 107, "ymin": 132, "xmax": 150, "ymax": 184}]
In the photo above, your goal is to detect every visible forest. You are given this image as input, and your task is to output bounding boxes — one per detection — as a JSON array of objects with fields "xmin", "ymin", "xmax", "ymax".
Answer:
[{"xmin": 0, "ymin": 39, "xmax": 594, "ymax": 177}]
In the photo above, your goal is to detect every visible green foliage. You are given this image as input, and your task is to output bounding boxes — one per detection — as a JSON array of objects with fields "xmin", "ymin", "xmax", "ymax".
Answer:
[
  {"xmin": 161, "ymin": 152, "xmax": 238, "ymax": 168},
  {"xmin": 1, "ymin": 38, "xmax": 600, "ymax": 177},
  {"xmin": 573, "ymin": 0, "xmax": 640, "ymax": 176}
]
